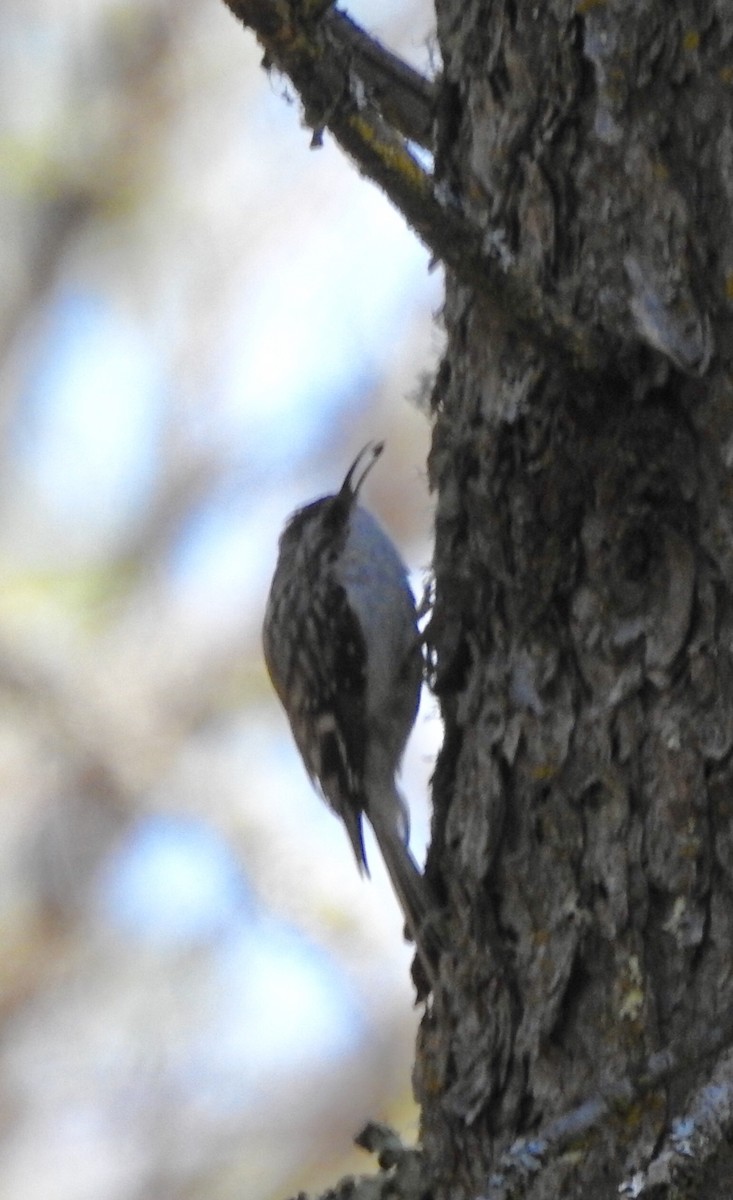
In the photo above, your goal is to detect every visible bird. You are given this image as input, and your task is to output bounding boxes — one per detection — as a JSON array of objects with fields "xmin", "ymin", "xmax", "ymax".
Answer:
[{"xmin": 262, "ymin": 442, "xmax": 440, "ymax": 983}]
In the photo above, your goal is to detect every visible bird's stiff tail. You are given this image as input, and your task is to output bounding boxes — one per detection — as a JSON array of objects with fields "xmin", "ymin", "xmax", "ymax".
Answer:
[{"xmin": 370, "ymin": 800, "xmax": 443, "ymax": 990}]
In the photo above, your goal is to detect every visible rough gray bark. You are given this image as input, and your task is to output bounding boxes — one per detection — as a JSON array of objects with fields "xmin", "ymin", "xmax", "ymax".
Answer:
[
  {"xmin": 226, "ymin": 0, "xmax": 733, "ymax": 1196},
  {"xmin": 419, "ymin": 2, "xmax": 733, "ymax": 1198}
]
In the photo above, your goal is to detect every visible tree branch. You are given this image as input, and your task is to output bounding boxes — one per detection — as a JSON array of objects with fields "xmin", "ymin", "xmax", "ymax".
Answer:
[
  {"xmin": 332, "ymin": 9, "xmax": 436, "ymax": 149},
  {"xmin": 221, "ymin": 0, "xmax": 618, "ymax": 378},
  {"xmin": 485, "ymin": 1012, "xmax": 733, "ymax": 1198}
]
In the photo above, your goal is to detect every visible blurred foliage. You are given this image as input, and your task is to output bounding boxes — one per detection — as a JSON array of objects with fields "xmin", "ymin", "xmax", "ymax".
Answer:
[{"xmin": 0, "ymin": 0, "xmax": 440, "ymax": 1197}]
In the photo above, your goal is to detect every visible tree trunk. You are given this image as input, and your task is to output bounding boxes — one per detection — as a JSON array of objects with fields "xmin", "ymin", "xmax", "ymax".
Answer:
[
  {"xmin": 225, "ymin": 0, "xmax": 733, "ymax": 1195},
  {"xmin": 419, "ymin": 2, "xmax": 733, "ymax": 1197}
]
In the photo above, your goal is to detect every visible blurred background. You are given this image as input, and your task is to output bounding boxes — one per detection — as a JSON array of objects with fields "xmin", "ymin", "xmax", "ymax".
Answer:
[{"xmin": 0, "ymin": 0, "xmax": 442, "ymax": 1197}]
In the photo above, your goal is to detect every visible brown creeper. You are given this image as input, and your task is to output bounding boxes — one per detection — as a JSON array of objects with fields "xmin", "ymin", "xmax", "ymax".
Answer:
[{"xmin": 263, "ymin": 442, "xmax": 439, "ymax": 980}]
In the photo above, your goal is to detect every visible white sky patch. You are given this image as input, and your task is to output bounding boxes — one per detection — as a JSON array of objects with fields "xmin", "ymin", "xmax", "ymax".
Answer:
[
  {"xmin": 215, "ymin": 183, "xmax": 437, "ymax": 466},
  {"xmin": 15, "ymin": 290, "xmax": 162, "ymax": 537}
]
